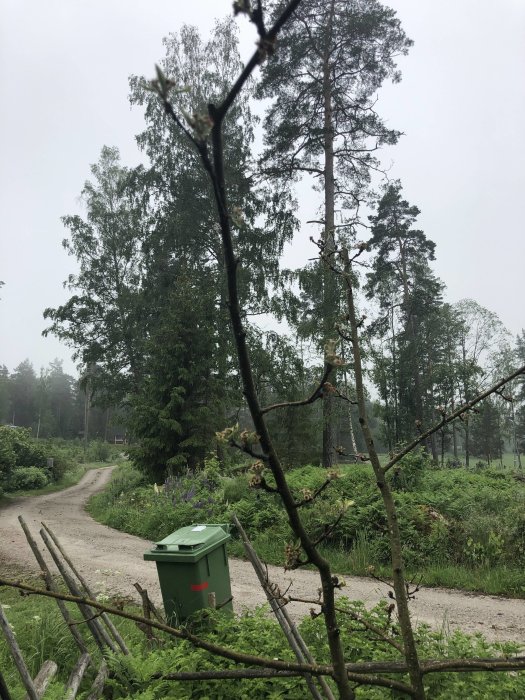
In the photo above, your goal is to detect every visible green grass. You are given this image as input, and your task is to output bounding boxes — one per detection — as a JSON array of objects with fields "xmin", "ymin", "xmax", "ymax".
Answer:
[
  {"xmin": 380, "ymin": 451, "xmax": 523, "ymax": 470},
  {"xmin": 0, "ymin": 579, "xmax": 145, "ymax": 700},
  {"xmin": 227, "ymin": 532, "xmax": 525, "ymax": 598}
]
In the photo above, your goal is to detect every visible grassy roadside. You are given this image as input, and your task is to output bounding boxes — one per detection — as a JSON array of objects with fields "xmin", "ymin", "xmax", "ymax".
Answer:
[
  {"xmin": 0, "ymin": 578, "xmax": 142, "ymax": 700},
  {"xmin": 228, "ymin": 532, "xmax": 525, "ymax": 598},
  {"xmin": 88, "ymin": 459, "xmax": 525, "ymax": 599}
]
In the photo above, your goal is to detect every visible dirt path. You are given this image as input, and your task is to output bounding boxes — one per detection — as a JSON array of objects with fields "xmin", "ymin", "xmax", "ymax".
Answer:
[{"xmin": 1, "ymin": 466, "xmax": 524, "ymax": 643}]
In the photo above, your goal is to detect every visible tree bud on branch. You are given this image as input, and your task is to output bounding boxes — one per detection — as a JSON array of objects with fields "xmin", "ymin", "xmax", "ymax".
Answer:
[
  {"xmin": 231, "ymin": 206, "xmax": 245, "ymax": 227},
  {"xmin": 249, "ymin": 473, "xmax": 262, "ymax": 488},
  {"xmin": 300, "ymin": 488, "xmax": 314, "ymax": 502},
  {"xmin": 240, "ymin": 428, "xmax": 260, "ymax": 446},
  {"xmin": 181, "ymin": 109, "xmax": 214, "ymax": 141},
  {"xmin": 327, "ymin": 470, "xmax": 341, "ymax": 480},
  {"xmin": 144, "ymin": 65, "xmax": 190, "ymax": 101},
  {"xmin": 215, "ymin": 423, "xmax": 239, "ymax": 444},
  {"xmin": 324, "ymin": 338, "xmax": 345, "ymax": 367},
  {"xmin": 284, "ymin": 542, "xmax": 302, "ymax": 569},
  {"xmin": 250, "ymin": 460, "xmax": 265, "ymax": 475}
]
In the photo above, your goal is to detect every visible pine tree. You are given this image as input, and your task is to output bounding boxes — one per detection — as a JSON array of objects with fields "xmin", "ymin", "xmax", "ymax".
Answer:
[{"xmin": 257, "ymin": 0, "xmax": 411, "ymax": 465}]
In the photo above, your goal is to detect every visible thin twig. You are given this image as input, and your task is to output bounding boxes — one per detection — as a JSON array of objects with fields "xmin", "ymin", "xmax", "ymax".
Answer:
[
  {"xmin": 383, "ymin": 364, "xmax": 525, "ymax": 473},
  {"xmin": 217, "ymin": 0, "xmax": 303, "ymax": 119},
  {"xmin": 261, "ymin": 364, "xmax": 333, "ymax": 414}
]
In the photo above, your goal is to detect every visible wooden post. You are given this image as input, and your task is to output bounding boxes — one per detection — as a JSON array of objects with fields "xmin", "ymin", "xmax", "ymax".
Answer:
[
  {"xmin": 18, "ymin": 516, "xmax": 88, "ymax": 654},
  {"xmin": 133, "ymin": 582, "xmax": 163, "ymax": 622},
  {"xmin": 26, "ymin": 660, "xmax": 58, "ymax": 700},
  {"xmin": 39, "ymin": 528, "xmax": 115, "ymax": 653},
  {"xmin": 41, "ymin": 521, "xmax": 129, "ymax": 655},
  {"xmin": 0, "ymin": 606, "xmax": 38, "ymax": 700},
  {"xmin": 133, "ymin": 584, "xmax": 155, "ymax": 644},
  {"xmin": 85, "ymin": 661, "xmax": 108, "ymax": 700},
  {"xmin": 64, "ymin": 653, "xmax": 91, "ymax": 700},
  {"xmin": 0, "ymin": 670, "xmax": 13, "ymax": 700},
  {"xmin": 232, "ymin": 515, "xmax": 335, "ymax": 700}
]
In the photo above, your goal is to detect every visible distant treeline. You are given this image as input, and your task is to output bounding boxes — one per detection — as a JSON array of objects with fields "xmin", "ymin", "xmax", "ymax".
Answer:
[{"xmin": 0, "ymin": 359, "xmax": 123, "ymax": 441}]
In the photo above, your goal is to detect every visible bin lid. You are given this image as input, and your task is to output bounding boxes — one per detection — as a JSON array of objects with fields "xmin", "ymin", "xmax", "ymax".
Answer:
[{"xmin": 144, "ymin": 523, "xmax": 230, "ymax": 563}]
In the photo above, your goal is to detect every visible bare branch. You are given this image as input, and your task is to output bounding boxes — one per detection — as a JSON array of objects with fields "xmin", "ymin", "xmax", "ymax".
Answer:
[
  {"xmin": 217, "ymin": 0, "xmax": 304, "ymax": 120},
  {"xmin": 261, "ymin": 364, "xmax": 333, "ymax": 414},
  {"xmin": 153, "ymin": 669, "xmax": 308, "ymax": 681},
  {"xmin": 229, "ymin": 439, "xmax": 268, "ymax": 462},
  {"xmin": 153, "ymin": 668, "xmax": 413, "ymax": 695}
]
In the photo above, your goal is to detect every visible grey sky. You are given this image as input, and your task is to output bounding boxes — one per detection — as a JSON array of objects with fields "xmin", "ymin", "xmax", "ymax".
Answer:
[{"xmin": 1, "ymin": 0, "xmax": 524, "ymax": 376}]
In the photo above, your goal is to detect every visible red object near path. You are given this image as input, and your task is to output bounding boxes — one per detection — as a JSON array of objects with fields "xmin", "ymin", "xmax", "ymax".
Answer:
[{"xmin": 191, "ymin": 582, "xmax": 209, "ymax": 592}]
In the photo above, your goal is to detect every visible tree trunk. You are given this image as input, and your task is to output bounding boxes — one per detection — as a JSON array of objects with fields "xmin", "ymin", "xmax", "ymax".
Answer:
[
  {"xmin": 342, "ymin": 250, "xmax": 425, "ymax": 699},
  {"xmin": 451, "ymin": 399, "xmax": 458, "ymax": 458},
  {"xmin": 390, "ymin": 305, "xmax": 400, "ymax": 445},
  {"xmin": 321, "ymin": 0, "xmax": 337, "ymax": 469}
]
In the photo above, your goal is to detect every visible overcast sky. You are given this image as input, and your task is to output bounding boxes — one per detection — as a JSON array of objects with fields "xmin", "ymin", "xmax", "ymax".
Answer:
[{"xmin": 1, "ymin": 0, "xmax": 524, "ymax": 376}]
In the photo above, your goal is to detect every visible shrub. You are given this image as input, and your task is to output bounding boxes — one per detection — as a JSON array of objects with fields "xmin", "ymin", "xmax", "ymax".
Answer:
[
  {"xmin": 0, "ymin": 427, "xmax": 47, "ymax": 486},
  {"xmin": 222, "ymin": 475, "xmax": 250, "ymax": 503},
  {"xmin": 87, "ymin": 440, "xmax": 112, "ymax": 462},
  {"xmin": 100, "ymin": 600, "xmax": 525, "ymax": 699},
  {"xmin": 43, "ymin": 452, "xmax": 71, "ymax": 481},
  {"xmin": 10, "ymin": 466, "xmax": 49, "ymax": 490},
  {"xmin": 388, "ymin": 448, "xmax": 430, "ymax": 491}
]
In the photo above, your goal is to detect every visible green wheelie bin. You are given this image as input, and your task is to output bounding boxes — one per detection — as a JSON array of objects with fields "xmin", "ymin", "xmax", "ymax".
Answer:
[{"xmin": 144, "ymin": 523, "xmax": 233, "ymax": 624}]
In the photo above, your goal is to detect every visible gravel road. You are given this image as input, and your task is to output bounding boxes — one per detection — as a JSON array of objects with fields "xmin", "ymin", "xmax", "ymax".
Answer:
[{"xmin": 1, "ymin": 466, "xmax": 524, "ymax": 643}]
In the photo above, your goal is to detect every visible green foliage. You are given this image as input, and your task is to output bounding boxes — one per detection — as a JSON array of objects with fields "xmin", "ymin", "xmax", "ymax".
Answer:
[
  {"xmin": 44, "ymin": 447, "xmax": 75, "ymax": 481},
  {"xmin": 248, "ymin": 329, "xmax": 323, "ymax": 467},
  {"xmin": 0, "ymin": 426, "xmax": 46, "ymax": 488},
  {"xmin": 101, "ymin": 602, "xmax": 525, "ymax": 699},
  {"xmin": 88, "ymin": 463, "xmax": 218, "ymax": 541},
  {"xmin": 0, "ymin": 593, "xmax": 81, "ymax": 697},
  {"xmin": 86, "ymin": 439, "xmax": 112, "ymax": 463},
  {"xmin": 388, "ymin": 449, "xmax": 430, "ymax": 491},
  {"xmin": 3, "ymin": 583, "xmax": 524, "ymax": 700},
  {"xmin": 1, "ymin": 426, "xmax": 47, "ymax": 468},
  {"xmin": 0, "ymin": 428, "xmax": 120, "ymax": 494},
  {"xmin": 43, "ymin": 146, "xmax": 148, "ymax": 403},
  {"xmin": 0, "ymin": 584, "xmax": 142, "ymax": 700},
  {"xmin": 469, "ymin": 399, "xmax": 504, "ymax": 465},
  {"xmin": 366, "ymin": 181, "xmax": 445, "ymax": 451},
  {"xmin": 127, "ymin": 277, "xmax": 226, "ymax": 481},
  {"xmin": 9, "ymin": 466, "xmax": 49, "ymax": 490}
]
